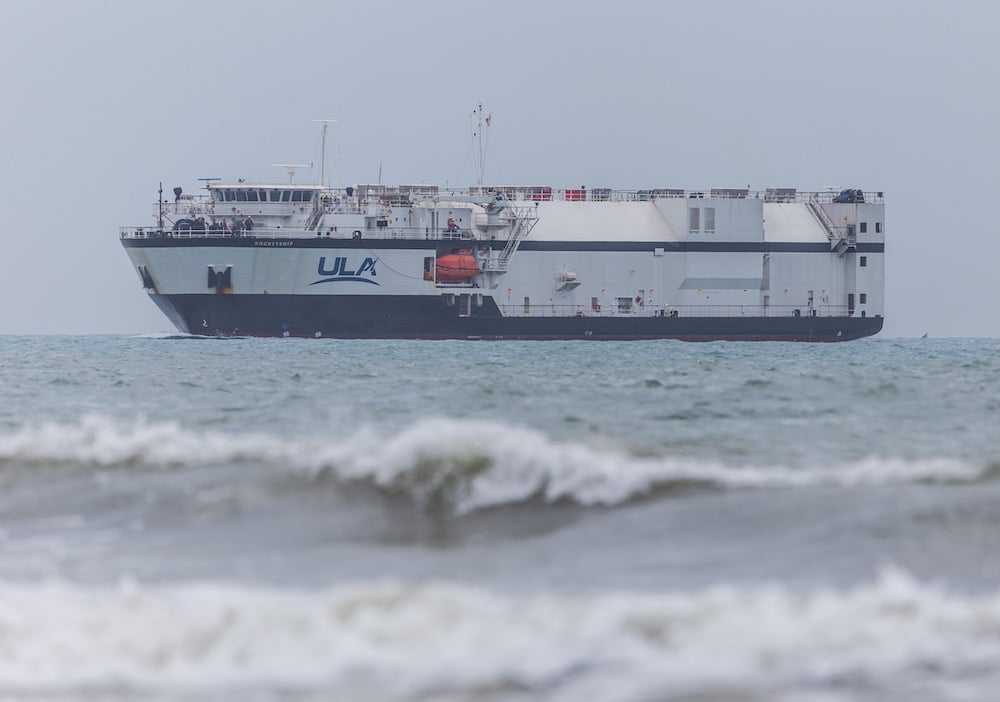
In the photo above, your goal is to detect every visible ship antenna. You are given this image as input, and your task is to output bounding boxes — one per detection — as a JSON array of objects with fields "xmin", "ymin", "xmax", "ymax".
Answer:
[
  {"xmin": 313, "ymin": 119, "xmax": 337, "ymax": 186},
  {"xmin": 272, "ymin": 163, "xmax": 313, "ymax": 183},
  {"xmin": 471, "ymin": 102, "xmax": 492, "ymax": 189}
]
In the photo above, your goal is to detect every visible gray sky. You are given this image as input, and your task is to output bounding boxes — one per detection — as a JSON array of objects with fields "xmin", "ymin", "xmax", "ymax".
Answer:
[{"xmin": 1, "ymin": 0, "xmax": 997, "ymax": 337}]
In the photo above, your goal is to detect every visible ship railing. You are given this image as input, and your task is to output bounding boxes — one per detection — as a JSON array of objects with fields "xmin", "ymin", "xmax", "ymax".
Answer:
[
  {"xmin": 152, "ymin": 200, "xmax": 370, "ymax": 220},
  {"xmin": 498, "ymin": 303, "xmax": 856, "ymax": 318},
  {"xmin": 414, "ymin": 188, "xmax": 886, "ymax": 205},
  {"xmin": 149, "ymin": 187, "xmax": 884, "ymax": 217},
  {"xmin": 461, "ymin": 187, "xmax": 884, "ymax": 204},
  {"xmin": 120, "ymin": 225, "xmax": 515, "ymax": 243}
]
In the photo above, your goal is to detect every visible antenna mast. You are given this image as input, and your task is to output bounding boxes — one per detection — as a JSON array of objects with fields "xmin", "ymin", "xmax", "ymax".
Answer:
[
  {"xmin": 472, "ymin": 102, "xmax": 491, "ymax": 188},
  {"xmin": 313, "ymin": 119, "xmax": 338, "ymax": 185}
]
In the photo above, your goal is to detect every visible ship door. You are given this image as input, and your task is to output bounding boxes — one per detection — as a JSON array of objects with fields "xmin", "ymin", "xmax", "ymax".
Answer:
[{"xmin": 459, "ymin": 294, "xmax": 472, "ymax": 317}]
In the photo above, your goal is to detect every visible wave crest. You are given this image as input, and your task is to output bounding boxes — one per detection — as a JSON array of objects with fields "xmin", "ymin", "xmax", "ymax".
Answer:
[
  {"xmin": 0, "ymin": 415, "xmax": 989, "ymax": 514},
  {"xmin": 0, "ymin": 569, "xmax": 999, "ymax": 699}
]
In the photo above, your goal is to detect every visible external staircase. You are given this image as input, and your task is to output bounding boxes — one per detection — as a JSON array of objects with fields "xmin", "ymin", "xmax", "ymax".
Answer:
[{"xmin": 808, "ymin": 201, "xmax": 856, "ymax": 256}]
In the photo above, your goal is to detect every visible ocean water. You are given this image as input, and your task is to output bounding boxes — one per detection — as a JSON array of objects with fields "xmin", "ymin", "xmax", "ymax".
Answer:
[{"xmin": 1, "ymin": 334, "xmax": 999, "ymax": 701}]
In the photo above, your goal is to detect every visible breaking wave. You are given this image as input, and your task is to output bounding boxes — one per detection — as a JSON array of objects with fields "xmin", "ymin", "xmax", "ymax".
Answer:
[
  {"xmin": 0, "ymin": 569, "xmax": 999, "ymax": 701},
  {"xmin": 0, "ymin": 415, "xmax": 991, "ymax": 514}
]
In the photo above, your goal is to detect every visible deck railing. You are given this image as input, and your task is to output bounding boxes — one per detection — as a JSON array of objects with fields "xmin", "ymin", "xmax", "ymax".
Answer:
[
  {"xmin": 120, "ymin": 225, "xmax": 505, "ymax": 242},
  {"xmin": 496, "ymin": 303, "xmax": 857, "ymax": 319},
  {"xmin": 150, "ymin": 187, "xmax": 884, "ymax": 217}
]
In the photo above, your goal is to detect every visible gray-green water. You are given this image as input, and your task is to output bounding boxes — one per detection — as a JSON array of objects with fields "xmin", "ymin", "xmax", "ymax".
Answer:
[{"xmin": 1, "ymin": 335, "xmax": 999, "ymax": 701}]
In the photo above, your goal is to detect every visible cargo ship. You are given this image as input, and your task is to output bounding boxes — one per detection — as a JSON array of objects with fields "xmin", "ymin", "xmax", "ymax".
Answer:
[{"xmin": 120, "ymin": 153, "xmax": 884, "ymax": 341}]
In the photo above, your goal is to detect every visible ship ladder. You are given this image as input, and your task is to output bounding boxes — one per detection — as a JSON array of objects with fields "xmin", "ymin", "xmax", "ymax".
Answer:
[
  {"xmin": 807, "ymin": 201, "xmax": 854, "ymax": 256},
  {"xmin": 495, "ymin": 206, "xmax": 538, "ymax": 271},
  {"xmin": 305, "ymin": 208, "xmax": 324, "ymax": 231}
]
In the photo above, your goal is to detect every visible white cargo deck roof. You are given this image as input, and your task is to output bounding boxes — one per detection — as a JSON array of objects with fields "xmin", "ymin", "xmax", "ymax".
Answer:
[
  {"xmin": 528, "ymin": 201, "xmax": 680, "ymax": 242},
  {"xmin": 762, "ymin": 203, "xmax": 829, "ymax": 243}
]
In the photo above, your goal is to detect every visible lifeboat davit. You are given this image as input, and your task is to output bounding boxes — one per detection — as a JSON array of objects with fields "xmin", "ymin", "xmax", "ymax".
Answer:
[{"xmin": 435, "ymin": 251, "xmax": 481, "ymax": 282}]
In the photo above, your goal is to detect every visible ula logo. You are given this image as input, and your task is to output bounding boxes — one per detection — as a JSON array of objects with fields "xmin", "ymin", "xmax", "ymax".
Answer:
[{"xmin": 311, "ymin": 256, "xmax": 380, "ymax": 286}]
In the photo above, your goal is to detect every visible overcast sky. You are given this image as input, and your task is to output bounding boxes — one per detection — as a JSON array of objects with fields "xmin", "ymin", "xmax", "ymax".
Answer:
[{"xmin": 1, "ymin": 0, "xmax": 997, "ymax": 337}]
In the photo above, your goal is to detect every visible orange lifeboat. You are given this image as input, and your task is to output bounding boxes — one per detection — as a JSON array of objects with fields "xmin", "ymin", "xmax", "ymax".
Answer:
[{"xmin": 435, "ymin": 251, "xmax": 481, "ymax": 283}]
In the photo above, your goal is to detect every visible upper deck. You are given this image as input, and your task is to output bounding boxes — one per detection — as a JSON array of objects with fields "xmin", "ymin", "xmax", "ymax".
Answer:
[{"xmin": 120, "ymin": 184, "xmax": 883, "ymax": 246}]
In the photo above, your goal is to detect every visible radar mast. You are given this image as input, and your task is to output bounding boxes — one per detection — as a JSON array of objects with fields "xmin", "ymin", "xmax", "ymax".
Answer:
[{"xmin": 272, "ymin": 163, "xmax": 312, "ymax": 183}]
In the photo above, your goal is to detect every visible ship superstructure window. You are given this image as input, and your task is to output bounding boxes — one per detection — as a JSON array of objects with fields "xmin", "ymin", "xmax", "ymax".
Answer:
[
  {"xmin": 292, "ymin": 191, "xmax": 304, "ymax": 202},
  {"xmin": 247, "ymin": 190, "xmax": 259, "ymax": 202},
  {"xmin": 270, "ymin": 190, "xmax": 282, "ymax": 202},
  {"xmin": 282, "ymin": 190, "xmax": 291, "ymax": 202},
  {"xmin": 236, "ymin": 190, "xmax": 247, "ymax": 201},
  {"xmin": 524, "ymin": 297, "xmax": 531, "ymax": 314},
  {"xmin": 860, "ymin": 293, "xmax": 867, "ymax": 304},
  {"xmin": 876, "ymin": 222, "xmax": 882, "ymax": 233},
  {"xmin": 860, "ymin": 222, "xmax": 867, "ymax": 233},
  {"xmin": 860, "ymin": 256, "xmax": 867, "ymax": 267},
  {"xmin": 704, "ymin": 207, "xmax": 716, "ymax": 233},
  {"xmin": 689, "ymin": 207, "xmax": 700, "ymax": 232},
  {"xmin": 617, "ymin": 297, "xmax": 633, "ymax": 313}
]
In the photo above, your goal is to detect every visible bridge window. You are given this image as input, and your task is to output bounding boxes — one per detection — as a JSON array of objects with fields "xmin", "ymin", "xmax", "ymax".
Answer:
[
  {"xmin": 224, "ymin": 190, "xmax": 236, "ymax": 202},
  {"xmin": 302, "ymin": 191, "xmax": 314, "ymax": 202},
  {"xmin": 281, "ymin": 190, "xmax": 291, "ymax": 202},
  {"xmin": 270, "ymin": 190, "xmax": 281, "ymax": 202},
  {"xmin": 291, "ymin": 191, "xmax": 304, "ymax": 202},
  {"xmin": 236, "ymin": 190, "xmax": 247, "ymax": 202},
  {"xmin": 247, "ymin": 190, "xmax": 259, "ymax": 202}
]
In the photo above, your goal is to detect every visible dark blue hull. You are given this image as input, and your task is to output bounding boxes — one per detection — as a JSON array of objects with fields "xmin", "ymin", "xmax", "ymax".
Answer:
[{"xmin": 150, "ymin": 294, "xmax": 884, "ymax": 341}]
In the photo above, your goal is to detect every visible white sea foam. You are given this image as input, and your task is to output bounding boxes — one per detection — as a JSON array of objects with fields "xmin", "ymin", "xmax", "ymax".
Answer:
[
  {"xmin": 0, "ymin": 415, "xmax": 988, "ymax": 513},
  {"xmin": 0, "ymin": 569, "xmax": 998, "ymax": 701}
]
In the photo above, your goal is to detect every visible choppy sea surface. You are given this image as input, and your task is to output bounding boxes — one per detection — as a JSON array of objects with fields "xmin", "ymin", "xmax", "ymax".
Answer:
[{"xmin": 1, "ymin": 334, "xmax": 999, "ymax": 701}]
